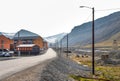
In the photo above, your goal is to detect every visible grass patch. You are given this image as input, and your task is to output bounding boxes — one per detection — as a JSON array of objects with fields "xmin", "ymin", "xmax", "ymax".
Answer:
[
  {"xmin": 96, "ymin": 66, "xmax": 120, "ymax": 81},
  {"xmin": 70, "ymin": 55, "xmax": 92, "ymax": 67},
  {"xmin": 70, "ymin": 55, "xmax": 120, "ymax": 81},
  {"xmin": 70, "ymin": 74, "xmax": 110, "ymax": 81}
]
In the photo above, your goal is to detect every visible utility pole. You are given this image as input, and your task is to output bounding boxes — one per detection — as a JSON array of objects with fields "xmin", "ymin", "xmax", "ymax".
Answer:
[
  {"xmin": 92, "ymin": 7, "xmax": 95, "ymax": 75},
  {"xmin": 66, "ymin": 34, "xmax": 68, "ymax": 57},
  {"xmin": 80, "ymin": 6, "xmax": 95, "ymax": 75},
  {"xmin": 60, "ymin": 39, "xmax": 62, "ymax": 57},
  {"xmin": 18, "ymin": 31, "xmax": 21, "ymax": 56}
]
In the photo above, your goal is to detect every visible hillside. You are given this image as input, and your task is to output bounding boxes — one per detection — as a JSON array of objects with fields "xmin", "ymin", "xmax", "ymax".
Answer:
[
  {"xmin": 61, "ymin": 11, "xmax": 120, "ymax": 47},
  {"xmin": 94, "ymin": 32, "xmax": 120, "ymax": 47}
]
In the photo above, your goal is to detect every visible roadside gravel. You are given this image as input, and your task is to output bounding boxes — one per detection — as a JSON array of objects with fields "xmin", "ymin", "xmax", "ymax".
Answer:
[{"xmin": 40, "ymin": 56, "xmax": 91, "ymax": 81}]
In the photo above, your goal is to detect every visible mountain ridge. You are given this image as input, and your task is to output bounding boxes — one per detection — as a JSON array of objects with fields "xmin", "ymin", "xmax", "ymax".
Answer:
[{"xmin": 61, "ymin": 11, "xmax": 120, "ymax": 47}]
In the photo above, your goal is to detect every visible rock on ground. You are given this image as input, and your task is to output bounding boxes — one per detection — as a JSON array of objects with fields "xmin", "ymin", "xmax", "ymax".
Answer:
[{"xmin": 40, "ymin": 56, "xmax": 91, "ymax": 81}]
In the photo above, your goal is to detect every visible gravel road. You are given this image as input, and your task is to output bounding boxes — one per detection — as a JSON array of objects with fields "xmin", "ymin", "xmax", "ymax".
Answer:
[
  {"xmin": 0, "ymin": 49, "xmax": 91, "ymax": 81},
  {"xmin": 0, "ymin": 48, "xmax": 57, "ymax": 80},
  {"xmin": 2, "ymin": 59, "xmax": 54, "ymax": 81}
]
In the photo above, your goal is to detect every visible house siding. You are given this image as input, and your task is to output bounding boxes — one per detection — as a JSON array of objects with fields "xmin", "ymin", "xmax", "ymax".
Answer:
[
  {"xmin": 43, "ymin": 41, "xmax": 48, "ymax": 49},
  {"xmin": 0, "ymin": 35, "xmax": 13, "ymax": 50},
  {"xmin": 33, "ymin": 36, "xmax": 44, "ymax": 48},
  {"xmin": 16, "ymin": 44, "xmax": 40, "ymax": 55}
]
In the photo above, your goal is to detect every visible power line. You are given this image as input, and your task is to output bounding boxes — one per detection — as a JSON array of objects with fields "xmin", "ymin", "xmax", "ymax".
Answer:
[
  {"xmin": 96, "ymin": 8, "xmax": 120, "ymax": 12},
  {"xmin": 83, "ymin": 13, "xmax": 92, "ymax": 23},
  {"xmin": 81, "ymin": 8, "xmax": 120, "ymax": 23}
]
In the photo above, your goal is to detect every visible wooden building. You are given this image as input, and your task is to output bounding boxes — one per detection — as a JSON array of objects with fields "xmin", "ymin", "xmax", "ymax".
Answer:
[
  {"xmin": 43, "ymin": 40, "xmax": 48, "ymax": 49},
  {"xmin": 14, "ymin": 29, "xmax": 44, "ymax": 48},
  {"xmin": 13, "ymin": 29, "xmax": 48, "ymax": 54},
  {"xmin": 0, "ymin": 29, "xmax": 48, "ymax": 55},
  {"xmin": 16, "ymin": 44, "xmax": 40, "ymax": 55},
  {"xmin": 0, "ymin": 34, "xmax": 14, "ymax": 50}
]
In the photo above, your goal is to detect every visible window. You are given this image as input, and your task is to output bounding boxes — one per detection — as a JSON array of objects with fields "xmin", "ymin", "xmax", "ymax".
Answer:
[{"xmin": 27, "ymin": 40, "xmax": 33, "ymax": 44}]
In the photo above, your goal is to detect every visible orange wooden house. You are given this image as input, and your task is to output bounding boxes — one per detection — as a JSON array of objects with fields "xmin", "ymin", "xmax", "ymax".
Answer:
[
  {"xmin": 13, "ymin": 29, "xmax": 48, "ymax": 54},
  {"xmin": 16, "ymin": 44, "xmax": 40, "ymax": 54},
  {"xmin": 0, "ymin": 34, "xmax": 14, "ymax": 50},
  {"xmin": 43, "ymin": 40, "xmax": 48, "ymax": 49}
]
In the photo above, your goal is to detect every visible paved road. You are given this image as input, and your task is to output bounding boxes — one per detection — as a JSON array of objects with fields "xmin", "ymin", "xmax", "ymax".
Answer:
[{"xmin": 0, "ymin": 48, "xmax": 57, "ymax": 80}]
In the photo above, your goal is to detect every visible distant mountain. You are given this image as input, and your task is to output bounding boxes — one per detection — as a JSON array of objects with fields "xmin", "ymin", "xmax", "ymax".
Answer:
[
  {"xmin": 0, "ymin": 32, "xmax": 15, "ymax": 39},
  {"xmin": 44, "ymin": 33, "xmax": 67, "ymax": 44},
  {"xmin": 61, "ymin": 11, "xmax": 120, "ymax": 47}
]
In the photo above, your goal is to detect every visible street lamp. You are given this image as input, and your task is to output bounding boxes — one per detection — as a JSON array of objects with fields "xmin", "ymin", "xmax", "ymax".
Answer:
[
  {"xmin": 80, "ymin": 6, "xmax": 95, "ymax": 75},
  {"xmin": 66, "ymin": 34, "xmax": 69, "ymax": 57},
  {"xmin": 60, "ymin": 39, "xmax": 62, "ymax": 56}
]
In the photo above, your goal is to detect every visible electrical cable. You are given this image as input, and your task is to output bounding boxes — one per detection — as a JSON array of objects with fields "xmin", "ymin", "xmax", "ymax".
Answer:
[{"xmin": 96, "ymin": 8, "xmax": 120, "ymax": 12}]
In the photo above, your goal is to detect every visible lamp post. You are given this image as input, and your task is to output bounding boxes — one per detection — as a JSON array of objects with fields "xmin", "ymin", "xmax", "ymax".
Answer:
[
  {"xmin": 17, "ymin": 31, "xmax": 21, "ymax": 56},
  {"xmin": 80, "ymin": 6, "xmax": 95, "ymax": 75},
  {"xmin": 66, "ymin": 34, "xmax": 68, "ymax": 57},
  {"xmin": 60, "ymin": 39, "xmax": 62, "ymax": 57}
]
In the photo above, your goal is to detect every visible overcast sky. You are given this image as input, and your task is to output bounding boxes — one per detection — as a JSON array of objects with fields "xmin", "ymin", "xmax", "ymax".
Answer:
[{"xmin": 0, "ymin": 0, "xmax": 120, "ymax": 37}]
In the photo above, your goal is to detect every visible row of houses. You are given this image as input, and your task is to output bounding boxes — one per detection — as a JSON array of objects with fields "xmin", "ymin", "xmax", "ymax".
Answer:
[{"xmin": 0, "ymin": 29, "xmax": 48, "ymax": 55}]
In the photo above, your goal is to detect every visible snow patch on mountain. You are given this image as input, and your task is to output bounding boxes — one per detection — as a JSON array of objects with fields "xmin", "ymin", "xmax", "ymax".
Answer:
[{"xmin": 44, "ymin": 33, "xmax": 67, "ymax": 43}]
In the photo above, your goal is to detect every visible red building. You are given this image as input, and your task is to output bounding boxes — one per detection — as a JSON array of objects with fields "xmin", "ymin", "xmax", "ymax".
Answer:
[
  {"xmin": 43, "ymin": 40, "xmax": 48, "ymax": 49},
  {"xmin": 0, "ymin": 29, "xmax": 48, "ymax": 55},
  {"xmin": 0, "ymin": 35, "xmax": 14, "ymax": 50},
  {"xmin": 13, "ymin": 29, "xmax": 48, "ymax": 55},
  {"xmin": 16, "ymin": 44, "xmax": 40, "ymax": 54},
  {"xmin": 14, "ymin": 29, "xmax": 48, "ymax": 49}
]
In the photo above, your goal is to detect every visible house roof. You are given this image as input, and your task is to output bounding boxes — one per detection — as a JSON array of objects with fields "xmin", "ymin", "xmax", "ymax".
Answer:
[
  {"xmin": 14, "ymin": 29, "xmax": 40, "ymax": 40},
  {"xmin": 16, "ymin": 44, "xmax": 37, "ymax": 47},
  {"xmin": 0, "ymin": 32, "xmax": 15, "ymax": 39}
]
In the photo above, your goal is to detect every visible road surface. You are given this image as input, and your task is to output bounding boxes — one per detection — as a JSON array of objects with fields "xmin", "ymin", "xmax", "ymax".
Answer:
[{"xmin": 0, "ymin": 48, "xmax": 57, "ymax": 80}]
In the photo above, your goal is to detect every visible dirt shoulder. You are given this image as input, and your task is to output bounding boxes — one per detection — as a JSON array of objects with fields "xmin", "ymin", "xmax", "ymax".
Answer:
[{"xmin": 2, "ymin": 59, "xmax": 54, "ymax": 81}]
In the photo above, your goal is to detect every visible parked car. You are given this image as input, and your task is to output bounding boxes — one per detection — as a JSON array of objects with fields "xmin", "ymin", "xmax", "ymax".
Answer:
[{"xmin": 0, "ymin": 49, "xmax": 11, "ymax": 57}]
